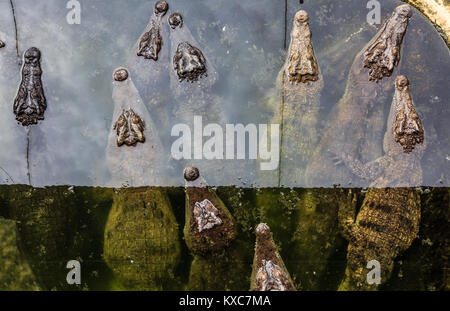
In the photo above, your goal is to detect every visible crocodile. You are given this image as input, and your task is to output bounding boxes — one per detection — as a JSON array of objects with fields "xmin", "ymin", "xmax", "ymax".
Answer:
[
  {"xmin": 168, "ymin": 13, "xmax": 239, "ymax": 185},
  {"xmin": 258, "ymin": 10, "xmax": 323, "ymax": 187},
  {"xmin": 306, "ymin": 4, "xmax": 412, "ymax": 187},
  {"xmin": 168, "ymin": 12, "xmax": 223, "ymax": 125},
  {"xmin": 103, "ymin": 186, "xmax": 181, "ymax": 290},
  {"xmin": 13, "ymin": 47, "xmax": 47, "ymax": 127},
  {"xmin": 136, "ymin": 0, "xmax": 168, "ymax": 60},
  {"xmin": 106, "ymin": 67, "xmax": 169, "ymax": 187},
  {"xmin": 126, "ymin": 0, "xmax": 172, "ymax": 134},
  {"xmin": 250, "ymin": 223, "xmax": 296, "ymax": 291},
  {"xmin": 274, "ymin": 10, "xmax": 323, "ymax": 186},
  {"xmin": 333, "ymin": 75, "xmax": 425, "ymax": 290},
  {"xmin": 183, "ymin": 166, "xmax": 235, "ymax": 254}
]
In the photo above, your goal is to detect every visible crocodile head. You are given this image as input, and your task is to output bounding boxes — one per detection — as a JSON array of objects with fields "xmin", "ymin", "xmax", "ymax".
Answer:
[
  {"xmin": 363, "ymin": 5, "xmax": 412, "ymax": 82},
  {"xmin": 114, "ymin": 109, "xmax": 146, "ymax": 147},
  {"xmin": 285, "ymin": 10, "xmax": 319, "ymax": 84},
  {"xmin": 137, "ymin": 24, "xmax": 162, "ymax": 61},
  {"xmin": 173, "ymin": 42, "xmax": 207, "ymax": 82},
  {"xmin": 385, "ymin": 75, "xmax": 425, "ymax": 154}
]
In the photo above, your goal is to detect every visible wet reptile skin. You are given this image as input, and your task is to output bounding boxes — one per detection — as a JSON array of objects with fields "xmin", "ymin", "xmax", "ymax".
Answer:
[
  {"xmin": 336, "ymin": 75, "xmax": 425, "ymax": 290},
  {"xmin": 306, "ymin": 5, "xmax": 412, "ymax": 187}
]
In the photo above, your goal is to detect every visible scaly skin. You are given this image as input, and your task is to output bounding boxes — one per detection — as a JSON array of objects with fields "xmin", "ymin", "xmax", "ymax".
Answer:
[
  {"xmin": 13, "ymin": 47, "xmax": 47, "ymax": 126},
  {"xmin": 278, "ymin": 10, "xmax": 323, "ymax": 186},
  {"xmin": 335, "ymin": 75, "xmax": 425, "ymax": 290},
  {"xmin": 250, "ymin": 223, "xmax": 296, "ymax": 291},
  {"xmin": 264, "ymin": 10, "xmax": 323, "ymax": 186},
  {"xmin": 106, "ymin": 67, "xmax": 170, "ymax": 187},
  {"xmin": 306, "ymin": 5, "xmax": 412, "ymax": 188},
  {"xmin": 183, "ymin": 166, "xmax": 236, "ymax": 255}
]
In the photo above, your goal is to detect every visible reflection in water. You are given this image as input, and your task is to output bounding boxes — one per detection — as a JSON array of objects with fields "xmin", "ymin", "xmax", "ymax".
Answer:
[
  {"xmin": 106, "ymin": 67, "xmax": 171, "ymax": 187},
  {"xmin": 0, "ymin": 0, "xmax": 447, "ymax": 187}
]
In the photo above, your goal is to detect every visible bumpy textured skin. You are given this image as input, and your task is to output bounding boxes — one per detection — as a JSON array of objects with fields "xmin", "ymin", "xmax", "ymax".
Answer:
[
  {"xmin": 264, "ymin": 10, "xmax": 323, "ymax": 186},
  {"xmin": 250, "ymin": 223, "xmax": 295, "ymax": 291},
  {"xmin": 184, "ymin": 168, "xmax": 235, "ymax": 254},
  {"xmin": 114, "ymin": 108, "xmax": 145, "ymax": 147},
  {"xmin": 13, "ymin": 47, "xmax": 47, "ymax": 126},
  {"xmin": 336, "ymin": 75, "xmax": 425, "ymax": 290},
  {"xmin": 306, "ymin": 5, "xmax": 412, "ymax": 187},
  {"xmin": 137, "ymin": 24, "xmax": 162, "ymax": 60},
  {"xmin": 173, "ymin": 42, "xmax": 207, "ymax": 83},
  {"xmin": 103, "ymin": 187, "xmax": 181, "ymax": 290},
  {"xmin": 136, "ymin": 1, "xmax": 167, "ymax": 60}
]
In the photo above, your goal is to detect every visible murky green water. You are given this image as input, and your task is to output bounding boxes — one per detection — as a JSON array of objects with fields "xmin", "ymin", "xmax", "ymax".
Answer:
[
  {"xmin": 0, "ymin": 0, "xmax": 448, "ymax": 290},
  {"xmin": 0, "ymin": 185, "xmax": 448, "ymax": 290}
]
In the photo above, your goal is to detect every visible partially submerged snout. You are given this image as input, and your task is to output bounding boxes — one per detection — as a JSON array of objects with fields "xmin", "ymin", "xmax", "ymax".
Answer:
[
  {"xmin": 294, "ymin": 10, "xmax": 309, "ymax": 25},
  {"xmin": 395, "ymin": 4, "xmax": 413, "ymax": 19},
  {"xmin": 392, "ymin": 75, "xmax": 425, "ymax": 153}
]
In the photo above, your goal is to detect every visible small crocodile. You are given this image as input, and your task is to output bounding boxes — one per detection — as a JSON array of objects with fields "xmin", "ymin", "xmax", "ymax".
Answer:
[
  {"xmin": 126, "ymin": 0, "xmax": 172, "ymax": 134},
  {"xmin": 306, "ymin": 5, "xmax": 412, "ymax": 187},
  {"xmin": 333, "ymin": 75, "xmax": 425, "ymax": 290}
]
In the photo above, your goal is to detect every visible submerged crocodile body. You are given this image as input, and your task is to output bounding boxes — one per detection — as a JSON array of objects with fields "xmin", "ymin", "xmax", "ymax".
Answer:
[
  {"xmin": 183, "ymin": 166, "xmax": 235, "ymax": 254},
  {"xmin": 335, "ymin": 75, "xmax": 425, "ymax": 290},
  {"xmin": 250, "ymin": 223, "xmax": 296, "ymax": 291},
  {"xmin": 259, "ymin": 10, "xmax": 323, "ymax": 187},
  {"xmin": 106, "ymin": 67, "xmax": 169, "ymax": 186},
  {"xmin": 275, "ymin": 10, "xmax": 323, "ymax": 186},
  {"xmin": 306, "ymin": 5, "xmax": 412, "ymax": 187}
]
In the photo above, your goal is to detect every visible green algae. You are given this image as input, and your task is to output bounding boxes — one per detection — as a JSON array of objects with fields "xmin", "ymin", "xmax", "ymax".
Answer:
[
  {"xmin": 103, "ymin": 187, "xmax": 181, "ymax": 290},
  {"xmin": 250, "ymin": 223, "xmax": 296, "ymax": 291},
  {"xmin": 184, "ymin": 184, "xmax": 235, "ymax": 254},
  {"xmin": 0, "ymin": 217, "xmax": 40, "ymax": 290},
  {"xmin": 256, "ymin": 188, "xmax": 351, "ymax": 290},
  {"xmin": 0, "ymin": 185, "xmax": 448, "ymax": 290},
  {"xmin": 186, "ymin": 239, "xmax": 252, "ymax": 290}
]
